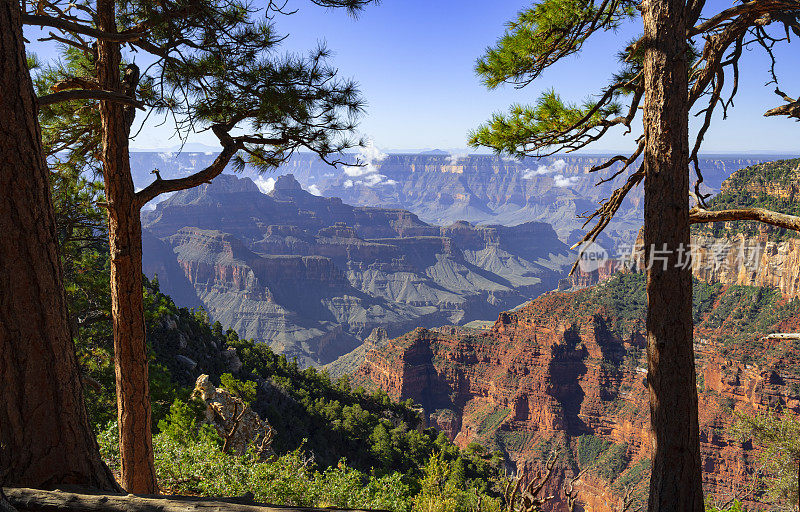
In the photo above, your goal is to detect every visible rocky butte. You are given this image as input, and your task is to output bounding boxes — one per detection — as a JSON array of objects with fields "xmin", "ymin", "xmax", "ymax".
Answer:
[
  {"xmin": 565, "ymin": 159, "xmax": 800, "ymax": 296},
  {"xmin": 141, "ymin": 173, "xmax": 573, "ymax": 366}
]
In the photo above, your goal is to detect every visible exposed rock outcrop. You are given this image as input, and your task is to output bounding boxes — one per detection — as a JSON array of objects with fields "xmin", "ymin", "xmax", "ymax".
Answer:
[{"xmin": 192, "ymin": 374, "xmax": 275, "ymax": 459}]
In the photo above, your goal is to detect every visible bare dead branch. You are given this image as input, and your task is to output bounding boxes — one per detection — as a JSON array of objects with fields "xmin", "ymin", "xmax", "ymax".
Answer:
[
  {"xmin": 504, "ymin": 452, "xmax": 559, "ymax": 512},
  {"xmin": 690, "ymin": 206, "xmax": 800, "ymax": 231},
  {"xmin": 569, "ymin": 165, "xmax": 646, "ymax": 275},
  {"xmin": 221, "ymin": 402, "xmax": 247, "ymax": 454},
  {"xmin": 690, "ymin": 0, "xmax": 800, "ymax": 36},
  {"xmin": 562, "ymin": 468, "xmax": 588, "ymax": 512},
  {"xmin": 764, "ymin": 88, "xmax": 800, "ymax": 120}
]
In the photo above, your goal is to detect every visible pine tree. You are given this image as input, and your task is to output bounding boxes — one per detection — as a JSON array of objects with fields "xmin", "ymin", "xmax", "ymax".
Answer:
[
  {"xmin": 23, "ymin": 0, "xmax": 375, "ymax": 492},
  {"xmin": 0, "ymin": 0, "xmax": 117, "ymax": 490},
  {"xmin": 471, "ymin": 1, "xmax": 800, "ymax": 510}
]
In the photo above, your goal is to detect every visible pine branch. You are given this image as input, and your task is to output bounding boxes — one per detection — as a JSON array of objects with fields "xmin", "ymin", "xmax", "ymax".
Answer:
[
  {"xmin": 134, "ymin": 126, "xmax": 238, "ymax": 207},
  {"xmin": 38, "ymin": 90, "xmax": 144, "ymax": 109},
  {"xmin": 22, "ymin": 14, "xmax": 145, "ymax": 41}
]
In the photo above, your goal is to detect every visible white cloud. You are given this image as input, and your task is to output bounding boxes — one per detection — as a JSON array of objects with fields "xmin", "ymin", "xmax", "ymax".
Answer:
[
  {"xmin": 356, "ymin": 143, "xmax": 387, "ymax": 164},
  {"xmin": 342, "ymin": 142, "xmax": 396, "ymax": 187},
  {"xmin": 447, "ymin": 153, "xmax": 468, "ymax": 165},
  {"xmin": 360, "ymin": 174, "xmax": 380, "ymax": 186},
  {"xmin": 522, "ymin": 159, "xmax": 568, "ymax": 179},
  {"xmin": 553, "ymin": 174, "xmax": 581, "ymax": 188},
  {"xmin": 254, "ymin": 176, "xmax": 276, "ymax": 194},
  {"xmin": 344, "ymin": 165, "xmax": 377, "ymax": 178},
  {"xmin": 522, "ymin": 166, "xmax": 552, "ymax": 179},
  {"xmin": 308, "ymin": 184, "xmax": 322, "ymax": 196}
]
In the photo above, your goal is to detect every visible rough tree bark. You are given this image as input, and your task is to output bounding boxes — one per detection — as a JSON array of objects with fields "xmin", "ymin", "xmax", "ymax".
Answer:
[
  {"xmin": 642, "ymin": 0, "xmax": 704, "ymax": 510},
  {"xmin": 0, "ymin": 0, "xmax": 118, "ymax": 491},
  {"xmin": 95, "ymin": 0, "xmax": 157, "ymax": 494}
]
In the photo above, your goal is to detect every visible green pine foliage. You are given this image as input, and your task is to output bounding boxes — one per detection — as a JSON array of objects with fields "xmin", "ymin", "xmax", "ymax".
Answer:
[
  {"xmin": 412, "ymin": 452, "xmax": 503, "ymax": 512},
  {"xmin": 470, "ymin": 0, "xmax": 639, "ymax": 156},
  {"xmin": 576, "ymin": 435, "xmax": 613, "ymax": 469},
  {"xmin": 219, "ymin": 373, "xmax": 257, "ymax": 404},
  {"xmin": 228, "ymin": 335, "xmax": 506, "ymax": 481},
  {"xmin": 99, "ymin": 418, "xmax": 414, "ymax": 510},
  {"xmin": 32, "ymin": 0, "xmax": 375, "ymax": 172},
  {"xmin": 476, "ymin": 0, "xmax": 637, "ymax": 88},
  {"xmin": 704, "ymin": 500, "xmax": 751, "ymax": 512},
  {"xmin": 77, "ymin": 271, "xmax": 505, "ymax": 508}
]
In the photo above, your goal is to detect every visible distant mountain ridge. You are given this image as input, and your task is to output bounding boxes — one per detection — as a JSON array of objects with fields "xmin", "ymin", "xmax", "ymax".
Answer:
[
  {"xmin": 141, "ymin": 174, "xmax": 574, "ymax": 366},
  {"xmin": 130, "ymin": 152, "xmax": 776, "ymax": 251}
]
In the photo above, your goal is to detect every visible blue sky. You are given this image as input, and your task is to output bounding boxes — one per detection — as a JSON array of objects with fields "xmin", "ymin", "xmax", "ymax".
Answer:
[{"xmin": 25, "ymin": 0, "xmax": 800, "ymax": 153}]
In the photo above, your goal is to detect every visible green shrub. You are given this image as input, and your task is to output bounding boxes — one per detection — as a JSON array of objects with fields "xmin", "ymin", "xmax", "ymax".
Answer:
[
  {"xmin": 576, "ymin": 435, "xmax": 612, "ymax": 469},
  {"xmin": 731, "ymin": 410, "xmax": 800, "ymax": 509},
  {"xmin": 411, "ymin": 453, "xmax": 502, "ymax": 512}
]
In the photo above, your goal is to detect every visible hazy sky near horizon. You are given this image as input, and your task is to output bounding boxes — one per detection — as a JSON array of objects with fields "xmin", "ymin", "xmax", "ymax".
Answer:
[{"xmin": 25, "ymin": 0, "xmax": 800, "ymax": 153}]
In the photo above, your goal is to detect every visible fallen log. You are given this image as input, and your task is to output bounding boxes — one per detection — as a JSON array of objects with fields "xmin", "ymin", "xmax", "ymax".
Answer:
[
  {"xmin": 3, "ymin": 488, "xmax": 386, "ymax": 512},
  {"xmin": 762, "ymin": 333, "xmax": 800, "ymax": 340}
]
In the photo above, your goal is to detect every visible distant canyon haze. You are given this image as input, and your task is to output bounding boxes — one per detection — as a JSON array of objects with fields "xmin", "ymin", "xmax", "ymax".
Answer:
[{"xmin": 135, "ymin": 152, "xmax": 779, "ymax": 365}]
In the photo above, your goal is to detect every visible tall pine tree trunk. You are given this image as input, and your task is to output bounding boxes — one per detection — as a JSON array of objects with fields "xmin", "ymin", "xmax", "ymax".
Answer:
[
  {"xmin": 0, "ymin": 0, "xmax": 117, "ymax": 490},
  {"xmin": 96, "ymin": 0, "xmax": 157, "ymax": 494},
  {"xmin": 642, "ymin": 0, "xmax": 703, "ymax": 510}
]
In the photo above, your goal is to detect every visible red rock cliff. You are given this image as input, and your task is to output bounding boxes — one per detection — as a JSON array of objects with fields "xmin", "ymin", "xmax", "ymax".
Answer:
[{"xmin": 355, "ymin": 275, "xmax": 800, "ymax": 511}]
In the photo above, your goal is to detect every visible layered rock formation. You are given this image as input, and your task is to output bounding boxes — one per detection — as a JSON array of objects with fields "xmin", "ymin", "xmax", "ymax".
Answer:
[
  {"xmin": 276, "ymin": 153, "xmax": 771, "ymax": 249},
  {"xmin": 141, "ymin": 174, "xmax": 573, "ymax": 366},
  {"xmin": 353, "ymin": 273, "xmax": 800, "ymax": 511},
  {"xmin": 692, "ymin": 233, "xmax": 800, "ymax": 299}
]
